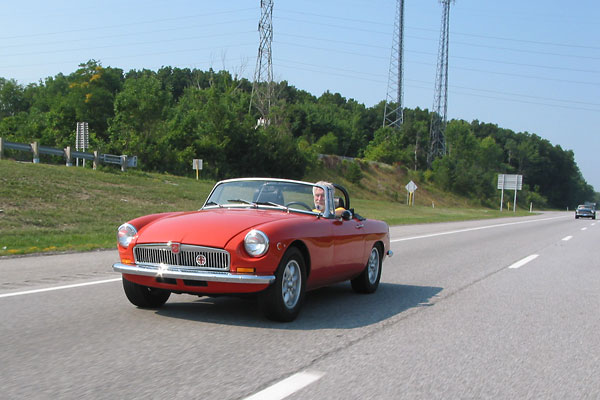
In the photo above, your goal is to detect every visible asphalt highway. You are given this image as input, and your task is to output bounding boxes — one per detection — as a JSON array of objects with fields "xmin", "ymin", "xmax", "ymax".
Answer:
[{"xmin": 1, "ymin": 211, "xmax": 598, "ymax": 399}]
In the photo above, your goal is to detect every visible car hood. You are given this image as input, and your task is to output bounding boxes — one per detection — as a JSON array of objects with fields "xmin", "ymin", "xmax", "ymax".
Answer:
[{"xmin": 135, "ymin": 208, "xmax": 301, "ymax": 248}]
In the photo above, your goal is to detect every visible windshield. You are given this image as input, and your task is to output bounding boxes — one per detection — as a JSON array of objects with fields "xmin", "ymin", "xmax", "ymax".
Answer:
[{"xmin": 203, "ymin": 179, "xmax": 326, "ymax": 215}]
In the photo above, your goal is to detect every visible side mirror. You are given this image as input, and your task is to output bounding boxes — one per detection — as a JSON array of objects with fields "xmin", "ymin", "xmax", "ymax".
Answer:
[{"xmin": 341, "ymin": 209, "xmax": 353, "ymax": 220}]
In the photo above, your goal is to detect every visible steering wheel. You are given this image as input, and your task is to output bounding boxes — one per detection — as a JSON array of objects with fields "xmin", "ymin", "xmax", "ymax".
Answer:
[{"xmin": 285, "ymin": 201, "xmax": 313, "ymax": 211}]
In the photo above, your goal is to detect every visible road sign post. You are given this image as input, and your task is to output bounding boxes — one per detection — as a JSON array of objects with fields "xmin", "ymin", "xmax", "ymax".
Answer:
[
  {"xmin": 405, "ymin": 180, "xmax": 418, "ymax": 206},
  {"xmin": 193, "ymin": 159, "xmax": 203, "ymax": 180},
  {"xmin": 497, "ymin": 174, "xmax": 522, "ymax": 212},
  {"xmin": 76, "ymin": 122, "xmax": 89, "ymax": 167}
]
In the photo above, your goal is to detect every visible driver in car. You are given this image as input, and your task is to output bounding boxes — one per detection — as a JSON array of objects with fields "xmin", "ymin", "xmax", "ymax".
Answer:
[{"xmin": 313, "ymin": 181, "xmax": 345, "ymax": 217}]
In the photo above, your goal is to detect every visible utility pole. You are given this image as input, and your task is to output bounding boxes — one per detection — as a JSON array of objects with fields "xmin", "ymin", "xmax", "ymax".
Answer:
[
  {"xmin": 428, "ymin": 0, "xmax": 454, "ymax": 167},
  {"xmin": 383, "ymin": 0, "xmax": 405, "ymax": 129},
  {"xmin": 249, "ymin": 0, "xmax": 274, "ymax": 127}
]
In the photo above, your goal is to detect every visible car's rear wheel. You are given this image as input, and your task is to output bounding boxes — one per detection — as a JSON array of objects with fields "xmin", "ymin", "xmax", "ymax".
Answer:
[
  {"xmin": 351, "ymin": 245, "xmax": 382, "ymax": 294},
  {"xmin": 122, "ymin": 277, "xmax": 171, "ymax": 308},
  {"xmin": 259, "ymin": 247, "xmax": 306, "ymax": 322}
]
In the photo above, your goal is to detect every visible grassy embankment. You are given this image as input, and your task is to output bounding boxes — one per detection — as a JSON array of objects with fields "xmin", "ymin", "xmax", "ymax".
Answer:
[{"xmin": 0, "ymin": 158, "xmax": 532, "ymax": 256}]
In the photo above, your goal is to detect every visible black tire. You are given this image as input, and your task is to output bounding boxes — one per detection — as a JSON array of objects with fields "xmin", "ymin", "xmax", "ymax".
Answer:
[
  {"xmin": 259, "ymin": 247, "xmax": 306, "ymax": 322},
  {"xmin": 351, "ymin": 245, "xmax": 382, "ymax": 294},
  {"xmin": 122, "ymin": 277, "xmax": 171, "ymax": 308}
]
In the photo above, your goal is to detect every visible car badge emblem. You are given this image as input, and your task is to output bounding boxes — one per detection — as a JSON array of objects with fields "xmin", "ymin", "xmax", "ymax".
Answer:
[
  {"xmin": 170, "ymin": 242, "xmax": 181, "ymax": 254},
  {"xmin": 196, "ymin": 254, "xmax": 207, "ymax": 266}
]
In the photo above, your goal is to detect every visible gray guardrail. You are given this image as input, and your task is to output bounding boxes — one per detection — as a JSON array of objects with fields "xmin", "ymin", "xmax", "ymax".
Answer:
[{"xmin": 0, "ymin": 137, "xmax": 137, "ymax": 171}]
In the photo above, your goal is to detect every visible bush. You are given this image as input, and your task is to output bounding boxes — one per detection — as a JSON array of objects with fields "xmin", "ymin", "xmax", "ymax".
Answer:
[
  {"xmin": 345, "ymin": 160, "xmax": 363, "ymax": 184},
  {"xmin": 525, "ymin": 190, "xmax": 549, "ymax": 210}
]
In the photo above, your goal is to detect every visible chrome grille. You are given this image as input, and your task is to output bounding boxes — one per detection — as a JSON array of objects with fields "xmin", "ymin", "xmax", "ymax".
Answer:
[{"xmin": 133, "ymin": 244, "xmax": 230, "ymax": 271}]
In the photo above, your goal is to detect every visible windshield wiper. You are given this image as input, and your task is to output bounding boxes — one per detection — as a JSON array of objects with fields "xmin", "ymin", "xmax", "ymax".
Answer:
[
  {"xmin": 255, "ymin": 201, "xmax": 289, "ymax": 211},
  {"xmin": 203, "ymin": 201, "xmax": 222, "ymax": 208}
]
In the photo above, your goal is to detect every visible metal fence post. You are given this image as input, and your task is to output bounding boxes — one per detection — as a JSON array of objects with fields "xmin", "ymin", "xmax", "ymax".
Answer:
[
  {"xmin": 31, "ymin": 141, "xmax": 40, "ymax": 163},
  {"xmin": 64, "ymin": 146, "xmax": 73, "ymax": 166},
  {"xmin": 0, "ymin": 137, "xmax": 4, "ymax": 160},
  {"xmin": 120, "ymin": 155, "xmax": 127, "ymax": 172},
  {"xmin": 93, "ymin": 151, "xmax": 99, "ymax": 170}
]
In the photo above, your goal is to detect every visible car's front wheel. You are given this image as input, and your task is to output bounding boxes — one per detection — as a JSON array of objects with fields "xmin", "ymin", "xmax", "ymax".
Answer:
[
  {"xmin": 122, "ymin": 277, "xmax": 171, "ymax": 308},
  {"xmin": 259, "ymin": 247, "xmax": 306, "ymax": 322},
  {"xmin": 351, "ymin": 245, "xmax": 382, "ymax": 294}
]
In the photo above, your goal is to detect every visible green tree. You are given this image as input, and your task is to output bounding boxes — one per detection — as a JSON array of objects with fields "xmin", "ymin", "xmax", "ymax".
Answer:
[
  {"xmin": 108, "ymin": 71, "xmax": 171, "ymax": 170},
  {"xmin": 363, "ymin": 126, "xmax": 409, "ymax": 165},
  {"xmin": 0, "ymin": 78, "xmax": 28, "ymax": 118}
]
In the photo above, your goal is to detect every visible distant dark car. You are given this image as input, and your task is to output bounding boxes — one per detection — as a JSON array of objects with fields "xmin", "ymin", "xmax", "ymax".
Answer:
[{"xmin": 575, "ymin": 205, "xmax": 596, "ymax": 219}]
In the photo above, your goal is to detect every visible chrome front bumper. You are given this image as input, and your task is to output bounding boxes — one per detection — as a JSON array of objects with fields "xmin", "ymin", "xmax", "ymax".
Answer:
[{"xmin": 113, "ymin": 263, "xmax": 275, "ymax": 285}]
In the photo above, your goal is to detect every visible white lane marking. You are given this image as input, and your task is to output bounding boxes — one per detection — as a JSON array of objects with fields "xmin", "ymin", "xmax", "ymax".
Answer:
[
  {"xmin": 243, "ymin": 370, "xmax": 324, "ymax": 400},
  {"xmin": 581, "ymin": 227, "xmax": 588, "ymax": 231},
  {"xmin": 562, "ymin": 236, "xmax": 573, "ymax": 241},
  {"xmin": 391, "ymin": 216, "xmax": 566, "ymax": 243},
  {"xmin": 0, "ymin": 278, "xmax": 121, "ymax": 299},
  {"xmin": 508, "ymin": 254, "xmax": 539, "ymax": 269}
]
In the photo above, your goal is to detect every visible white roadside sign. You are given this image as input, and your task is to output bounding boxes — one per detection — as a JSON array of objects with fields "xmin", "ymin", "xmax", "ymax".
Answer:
[
  {"xmin": 497, "ymin": 174, "xmax": 523, "ymax": 212},
  {"xmin": 405, "ymin": 180, "xmax": 417, "ymax": 193},
  {"xmin": 405, "ymin": 180, "xmax": 417, "ymax": 206}
]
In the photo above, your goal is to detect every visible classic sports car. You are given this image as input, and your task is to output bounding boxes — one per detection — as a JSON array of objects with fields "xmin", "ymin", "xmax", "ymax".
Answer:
[
  {"xmin": 113, "ymin": 178, "xmax": 392, "ymax": 321},
  {"xmin": 575, "ymin": 204, "xmax": 596, "ymax": 219}
]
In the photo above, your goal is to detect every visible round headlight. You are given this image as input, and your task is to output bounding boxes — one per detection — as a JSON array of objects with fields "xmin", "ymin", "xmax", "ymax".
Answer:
[
  {"xmin": 244, "ymin": 230, "xmax": 269, "ymax": 257},
  {"xmin": 117, "ymin": 223, "xmax": 137, "ymax": 248}
]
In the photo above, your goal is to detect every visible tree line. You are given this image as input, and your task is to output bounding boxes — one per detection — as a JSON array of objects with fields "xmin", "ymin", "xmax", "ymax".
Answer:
[{"xmin": 0, "ymin": 60, "xmax": 595, "ymax": 209}]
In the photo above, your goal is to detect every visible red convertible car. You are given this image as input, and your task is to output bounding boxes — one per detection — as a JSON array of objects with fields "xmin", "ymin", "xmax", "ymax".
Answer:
[{"xmin": 113, "ymin": 178, "xmax": 392, "ymax": 321}]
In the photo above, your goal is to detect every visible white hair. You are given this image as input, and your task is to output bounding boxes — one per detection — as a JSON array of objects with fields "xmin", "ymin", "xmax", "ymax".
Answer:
[{"xmin": 313, "ymin": 181, "xmax": 334, "ymax": 194}]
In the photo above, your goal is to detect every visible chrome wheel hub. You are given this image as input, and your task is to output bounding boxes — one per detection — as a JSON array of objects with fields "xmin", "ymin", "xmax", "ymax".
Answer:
[
  {"xmin": 367, "ymin": 248, "xmax": 380, "ymax": 284},
  {"xmin": 282, "ymin": 260, "xmax": 301, "ymax": 309}
]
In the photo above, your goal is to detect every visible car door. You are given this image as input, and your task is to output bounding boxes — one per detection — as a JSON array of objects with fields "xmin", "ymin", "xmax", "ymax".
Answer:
[{"xmin": 330, "ymin": 216, "xmax": 367, "ymax": 280}]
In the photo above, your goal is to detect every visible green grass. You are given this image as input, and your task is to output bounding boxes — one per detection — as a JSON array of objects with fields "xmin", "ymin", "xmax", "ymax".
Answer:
[
  {"xmin": 0, "ymin": 159, "xmax": 533, "ymax": 257},
  {"xmin": 353, "ymin": 198, "xmax": 530, "ymax": 226},
  {"xmin": 0, "ymin": 160, "xmax": 214, "ymax": 256}
]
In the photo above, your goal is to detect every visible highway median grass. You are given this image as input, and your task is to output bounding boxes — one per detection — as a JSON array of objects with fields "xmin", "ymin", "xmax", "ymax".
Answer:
[{"xmin": 0, "ymin": 159, "xmax": 533, "ymax": 257}]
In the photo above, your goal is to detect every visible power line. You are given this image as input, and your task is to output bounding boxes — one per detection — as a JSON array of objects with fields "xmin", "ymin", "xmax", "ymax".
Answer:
[
  {"xmin": 0, "ymin": 19, "xmax": 257, "ymax": 52},
  {"xmin": 0, "ymin": 8, "xmax": 257, "ymax": 40},
  {"xmin": 275, "ymin": 57, "xmax": 600, "ymax": 108},
  {"xmin": 275, "ymin": 58, "xmax": 600, "ymax": 114},
  {"xmin": 273, "ymin": 37, "xmax": 599, "ymax": 77},
  {"xmin": 275, "ymin": 9, "xmax": 600, "ymax": 51}
]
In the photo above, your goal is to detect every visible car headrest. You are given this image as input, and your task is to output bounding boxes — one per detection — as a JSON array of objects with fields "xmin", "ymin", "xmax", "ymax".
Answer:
[{"xmin": 255, "ymin": 188, "xmax": 284, "ymax": 205}]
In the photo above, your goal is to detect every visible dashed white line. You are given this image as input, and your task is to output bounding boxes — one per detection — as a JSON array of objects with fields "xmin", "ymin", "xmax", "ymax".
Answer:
[
  {"xmin": 581, "ymin": 227, "xmax": 588, "ymax": 231},
  {"xmin": 0, "ymin": 278, "xmax": 121, "ymax": 299},
  {"xmin": 243, "ymin": 370, "xmax": 324, "ymax": 400},
  {"xmin": 508, "ymin": 254, "xmax": 539, "ymax": 269},
  {"xmin": 562, "ymin": 236, "xmax": 573, "ymax": 241},
  {"xmin": 391, "ymin": 216, "xmax": 566, "ymax": 243}
]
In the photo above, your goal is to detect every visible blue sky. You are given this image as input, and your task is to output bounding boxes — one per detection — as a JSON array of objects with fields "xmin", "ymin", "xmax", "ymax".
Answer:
[{"xmin": 2, "ymin": 0, "xmax": 599, "ymax": 193}]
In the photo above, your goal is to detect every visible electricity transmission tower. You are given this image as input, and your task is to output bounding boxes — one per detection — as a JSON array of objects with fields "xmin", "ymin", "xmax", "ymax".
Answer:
[
  {"xmin": 428, "ymin": 0, "xmax": 454, "ymax": 166},
  {"xmin": 250, "ymin": 0, "xmax": 274, "ymax": 126},
  {"xmin": 383, "ymin": 0, "xmax": 405, "ymax": 129}
]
